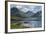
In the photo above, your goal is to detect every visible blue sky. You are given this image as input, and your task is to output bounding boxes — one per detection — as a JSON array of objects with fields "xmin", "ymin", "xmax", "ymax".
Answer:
[{"xmin": 10, "ymin": 4, "xmax": 42, "ymax": 13}]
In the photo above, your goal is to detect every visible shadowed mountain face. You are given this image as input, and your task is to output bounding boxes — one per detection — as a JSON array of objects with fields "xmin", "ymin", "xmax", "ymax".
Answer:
[{"xmin": 11, "ymin": 7, "xmax": 20, "ymax": 16}]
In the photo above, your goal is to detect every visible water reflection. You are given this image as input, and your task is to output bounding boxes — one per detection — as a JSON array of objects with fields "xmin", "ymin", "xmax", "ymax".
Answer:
[
  {"xmin": 31, "ymin": 21, "xmax": 41, "ymax": 28},
  {"xmin": 11, "ymin": 17, "xmax": 42, "ymax": 28},
  {"xmin": 18, "ymin": 18, "xmax": 42, "ymax": 28}
]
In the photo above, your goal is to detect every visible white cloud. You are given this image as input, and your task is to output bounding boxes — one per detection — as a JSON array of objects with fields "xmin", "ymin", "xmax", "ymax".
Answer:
[{"xmin": 16, "ymin": 6, "xmax": 22, "ymax": 9}]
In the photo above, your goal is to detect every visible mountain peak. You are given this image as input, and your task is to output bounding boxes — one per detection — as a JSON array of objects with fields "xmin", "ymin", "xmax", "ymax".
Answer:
[{"xmin": 26, "ymin": 11, "xmax": 34, "ymax": 16}]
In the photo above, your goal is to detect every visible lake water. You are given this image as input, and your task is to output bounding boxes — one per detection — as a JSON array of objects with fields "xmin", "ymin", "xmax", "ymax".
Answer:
[
  {"xmin": 12, "ymin": 17, "xmax": 42, "ymax": 28},
  {"xmin": 18, "ymin": 17, "xmax": 42, "ymax": 28}
]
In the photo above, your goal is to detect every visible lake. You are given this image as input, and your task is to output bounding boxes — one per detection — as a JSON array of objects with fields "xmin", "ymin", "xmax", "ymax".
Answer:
[{"xmin": 11, "ymin": 17, "xmax": 42, "ymax": 28}]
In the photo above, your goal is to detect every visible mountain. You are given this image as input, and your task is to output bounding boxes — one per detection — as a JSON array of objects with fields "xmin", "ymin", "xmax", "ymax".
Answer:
[
  {"xmin": 11, "ymin": 7, "xmax": 42, "ymax": 18},
  {"xmin": 26, "ymin": 11, "xmax": 34, "ymax": 17},
  {"xmin": 11, "ymin": 7, "xmax": 20, "ymax": 16},
  {"xmin": 11, "ymin": 7, "xmax": 30, "ymax": 18},
  {"xmin": 31, "ymin": 11, "xmax": 42, "ymax": 17}
]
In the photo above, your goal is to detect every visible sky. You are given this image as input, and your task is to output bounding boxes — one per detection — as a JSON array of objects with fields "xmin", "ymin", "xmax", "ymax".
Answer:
[{"xmin": 10, "ymin": 4, "xmax": 42, "ymax": 13}]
